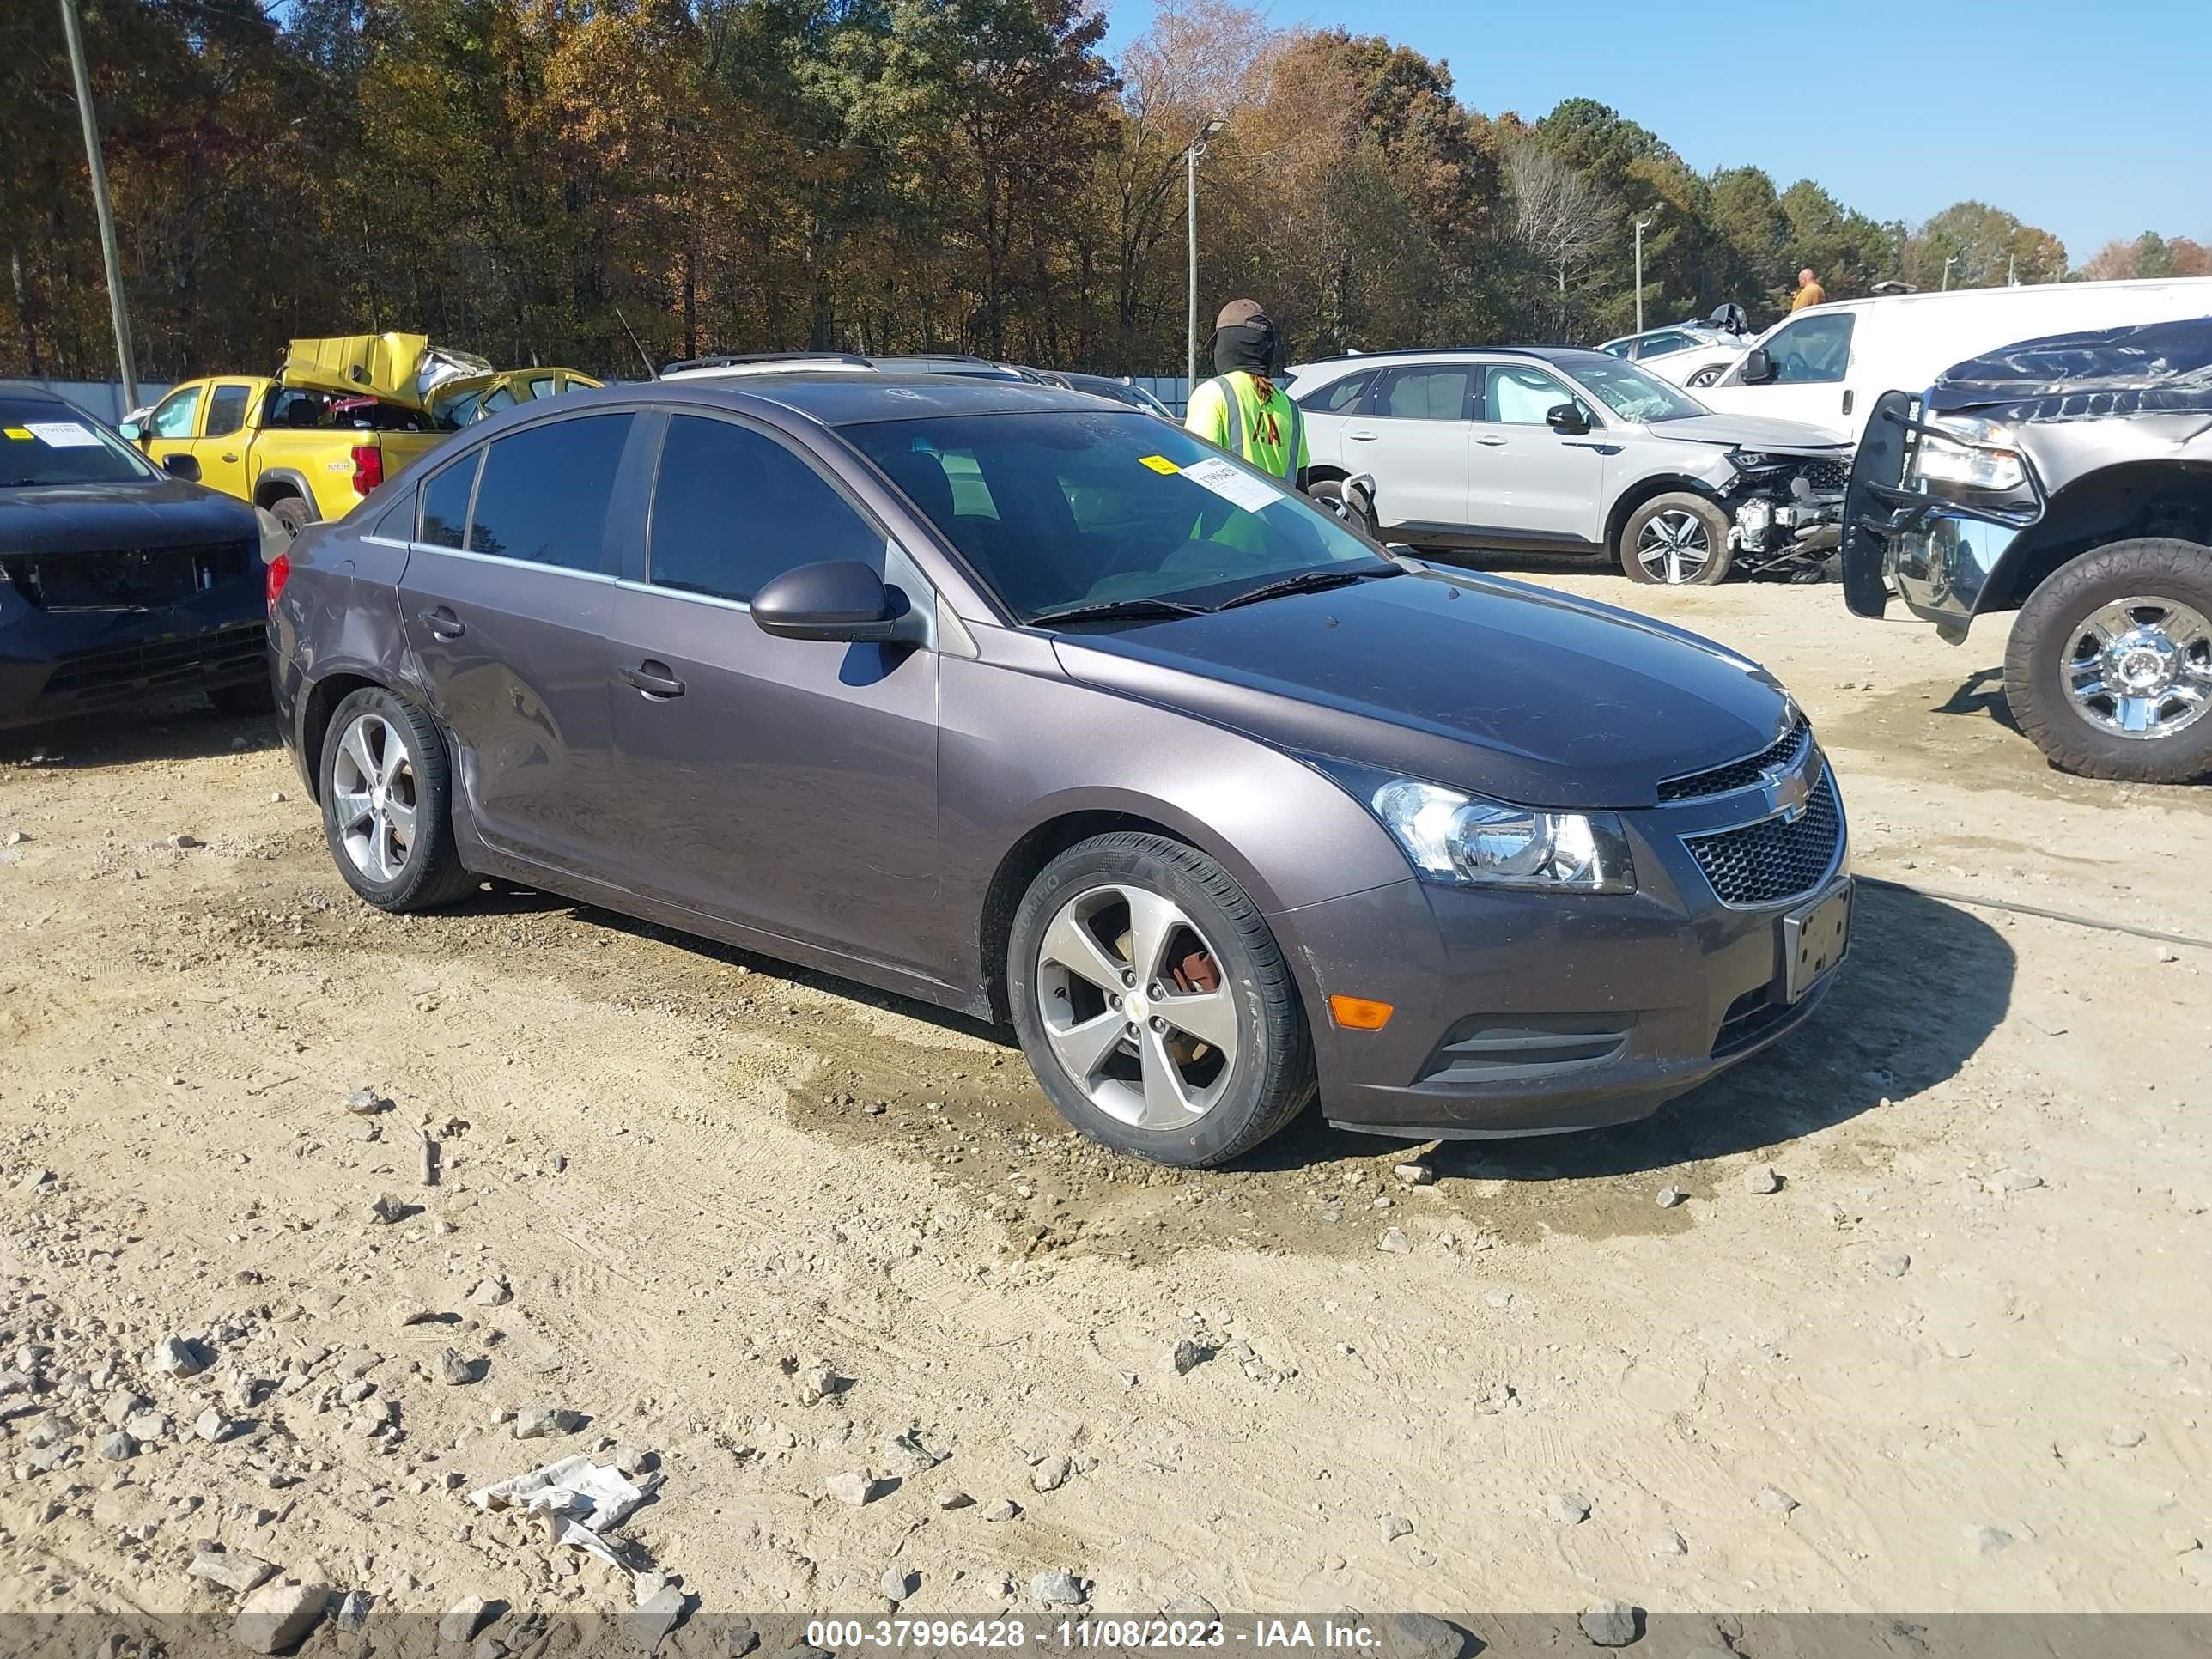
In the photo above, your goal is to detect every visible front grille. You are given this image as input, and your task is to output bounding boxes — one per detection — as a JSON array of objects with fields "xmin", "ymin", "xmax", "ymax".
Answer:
[
  {"xmin": 41, "ymin": 623, "xmax": 267, "ymax": 702},
  {"xmin": 2, "ymin": 540, "xmax": 253, "ymax": 611},
  {"xmin": 1419, "ymin": 1014, "xmax": 1632, "ymax": 1085},
  {"xmin": 1682, "ymin": 770, "xmax": 1844, "ymax": 908},
  {"xmin": 1799, "ymin": 457, "xmax": 1851, "ymax": 494},
  {"xmin": 1658, "ymin": 718, "xmax": 1810, "ymax": 803}
]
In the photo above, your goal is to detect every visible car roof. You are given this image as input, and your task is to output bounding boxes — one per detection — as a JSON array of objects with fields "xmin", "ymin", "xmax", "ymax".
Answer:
[
  {"xmin": 590, "ymin": 372, "xmax": 1127, "ymax": 427},
  {"xmin": 0, "ymin": 381, "xmax": 78, "ymax": 409},
  {"xmin": 1289, "ymin": 346, "xmax": 1615, "ymax": 379}
]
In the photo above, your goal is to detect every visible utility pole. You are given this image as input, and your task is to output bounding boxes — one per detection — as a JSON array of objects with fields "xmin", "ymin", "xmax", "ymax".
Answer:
[
  {"xmin": 1185, "ymin": 118, "xmax": 1224, "ymax": 404},
  {"xmin": 58, "ymin": 0, "xmax": 137, "ymax": 409},
  {"xmin": 1632, "ymin": 208, "xmax": 1662, "ymax": 336}
]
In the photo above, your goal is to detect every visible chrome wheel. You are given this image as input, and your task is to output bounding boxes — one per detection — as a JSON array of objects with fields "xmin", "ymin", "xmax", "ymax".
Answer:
[
  {"xmin": 1034, "ymin": 883, "xmax": 1241, "ymax": 1131},
  {"xmin": 330, "ymin": 712, "xmax": 419, "ymax": 882},
  {"xmin": 2061, "ymin": 596, "xmax": 2212, "ymax": 740},
  {"xmin": 1636, "ymin": 509, "xmax": 1713, "ymax": 583}
]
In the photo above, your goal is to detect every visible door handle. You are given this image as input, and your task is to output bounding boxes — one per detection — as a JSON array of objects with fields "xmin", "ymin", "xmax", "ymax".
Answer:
[
  {"xmin": 1347, "ymin": 430, "xmax": 1378, "ymax": 441},
  {"xmin": 1841, "ymin": 390, "xmax": 1855, "ymax": 416},
  {"xmin": 221, "ymin": 452, "xmax": 240, "ymax": 464},
  {"xmin": 420, "ymin": 606, "xmax": 465, "ymax": 640},
  {"xmin": 622, "ymin": 660, "xmax": 686, "ymax": 699},
  {"xmin": 1475, "ymin": 436, "xmax": 1508, "ymax": 447}
]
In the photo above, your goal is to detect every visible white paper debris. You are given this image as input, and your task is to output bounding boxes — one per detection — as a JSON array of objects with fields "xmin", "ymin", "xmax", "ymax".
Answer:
[
  {"xmin": 1179, "ymin": 455, "xmax": 1283, "ymax": 514},
  {"xmin": 469, "ymin": 1453, "xmax": 667, "ymax": 1603}
]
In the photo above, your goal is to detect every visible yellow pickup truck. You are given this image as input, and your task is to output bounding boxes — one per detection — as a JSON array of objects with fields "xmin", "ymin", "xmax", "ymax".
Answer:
[{"xmin": 122, "ymin": 334, "xmax": 601, "ymax": 535}]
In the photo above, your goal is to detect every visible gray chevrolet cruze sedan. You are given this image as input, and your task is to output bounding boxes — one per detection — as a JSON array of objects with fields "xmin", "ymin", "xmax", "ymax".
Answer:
[{"xmin": 270, "ymin": 373, "xmax": 1850, "ymax": 1166}]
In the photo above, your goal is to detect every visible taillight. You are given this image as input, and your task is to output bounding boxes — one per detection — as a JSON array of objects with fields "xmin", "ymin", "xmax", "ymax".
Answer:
[
  {"xmin": 265, "ymin": 551, "xmax": 291, "ymax": 608},
  {"xmin": 350, "ymin": 443, "xmax": 384, "ymax": 496}
]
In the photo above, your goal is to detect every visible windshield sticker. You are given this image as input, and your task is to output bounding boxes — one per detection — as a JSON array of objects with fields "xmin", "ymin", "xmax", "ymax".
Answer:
[
  {"xmin": 25, "ymin": 421, "xmax": 101, "ymax": 448},
  {"xmin": 1179, "ymin": 455, "xmax": 1281, "ymax": 514},
  {"xmin": 1139, "ymin": 454, "xmax": 1181, "ymax": 475},
  {"xmin": 3, "ymin": 428, "xmax": 33, "ymax": 441}
]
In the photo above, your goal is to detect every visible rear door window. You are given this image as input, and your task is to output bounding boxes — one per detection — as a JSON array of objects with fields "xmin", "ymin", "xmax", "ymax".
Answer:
[
  {"xmin": 1371, "ymin": 367, "xmax": 1474, "ymax": 421},
  {"xmin": 466, "ymin": 414, "xmax": 632, "ymax": 571},
  {"xmin": 1296, "ymin": 370, "xmax": 1373, "ymax": 412},
  {"xmin": 204, "ymin": 384, "xmax": 252, "ymax": 438},
  {"xmin": 418, "ymin": 452, "xmax": 480, "ymax": 549},
  {"xmin": 647, "ymin": 415, "xmax": 882, "ymax": 604}
]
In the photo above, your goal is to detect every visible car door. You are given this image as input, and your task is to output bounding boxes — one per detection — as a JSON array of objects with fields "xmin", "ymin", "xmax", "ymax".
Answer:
[
  {"xmin": 190, "ymin": 382, "xmax": 255, "ymax": 500},
  {"xmin": 1714, "ymin": 311, "xmax": 1856, "ymax": 427},
  {"xmin": 1341, "ymin": 365, "xmax": 1475, "ymax": 533},
  {"xmin": 395, "ymin": 410, "xmax": 637, "ymax": 876},
  {"xmin": 1291, "ymin": 368, "xmax": 1375, "ymax": 471},
  {"xmin": 607, "ymin": 410, "xmax": 940, "ymax": 976},
  {"xmin": 140, "ymin": 382, "xmax": 204, "ymax": 473},
  {"xmin": 1463, "ymin": 362, "xmax": 1608, "ymax": 546}
]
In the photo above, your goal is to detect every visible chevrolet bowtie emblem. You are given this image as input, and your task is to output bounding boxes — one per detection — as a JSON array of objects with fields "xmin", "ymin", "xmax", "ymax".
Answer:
[{"xmin": 1763, "ymin": 759, "xmax": 1813, "ymax": 823}]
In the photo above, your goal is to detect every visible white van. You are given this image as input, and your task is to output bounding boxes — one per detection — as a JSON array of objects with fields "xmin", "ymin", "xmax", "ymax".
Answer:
[{"xmin": 1690, "ymin": 277, "xmax": 2212, "ymax": 443}]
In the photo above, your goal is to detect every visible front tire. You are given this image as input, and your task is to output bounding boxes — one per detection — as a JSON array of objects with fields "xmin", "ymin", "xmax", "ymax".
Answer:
[
  {"xmin": 1006, "ymin": 832, "xmax": 1316, "ymax": 1166},
  {"xmin": 319, "ymin": 687, "xmax": 477, "ymax": 911},
  {"xmin": 2002, "ymin": 538, "xmax": 2212, "ymax": 783},
  {"xmin": 1620, "ymin": 492, "xmax": 1733, "ymax": 586}
]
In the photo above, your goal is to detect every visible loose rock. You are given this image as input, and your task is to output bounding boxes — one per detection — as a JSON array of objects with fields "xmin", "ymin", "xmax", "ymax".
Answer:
[
  {"xmin": 1377, "ymin": 1227, "xmax": 1413, "ymax": 1254},
  {"xmin": 937, "ymin": 1488, "xmax": 975, "ymax": 1510},
  {"xmin": 1579, "ymin": 1602, "xmax": 1638, "ymax": 1648},
  {"xmin": 441, "ymin": 1595, "xmax": 491, "ymax": 1644},
  {"xmin": 1744, "ymin": 1164, "xmax": 1784, "ymax": 1195},
  {"xmin": 1031, "ymin": 1453, "xmax": 1073, "ymax": 1492},
  {"xmin": 151, "ymin": 1334, "xmax": 209, "ymax": 1377},
  {"xmin": 881, "ymin": 1431, "xmax": 943, "ymax": 1476},
  {"xmin": 882, "ymin": 1566, "xmax": 915, "ymax": 1602},
  {"xmin": 1656, "ymin": 1184, "xmax": 1686, "ymax": 1208},
  {"xmin": 1756, "ymin": 1484, "xmax": 1800, "ymax": 1515},
  {"xmin": 1650, "ymin": 1530, "xmax": 1687, "ymax": 1557},
  {"xmin": 1170, "ymin": 1339, "xmax": 1205, "ymax": 1376},
  {"xmin": 470, "ymin": 1277, "xmax": 510, "ymax": 1307},
  {"xmin": 194, "ymin": 1407, "xmax": 232, "ymax": 1443},
  {"xmin": 982, "ymin": 1499, "xmax": 1019, "ymax": 1522},
  {"xmin": 1546, "ymin": 1491, "xmax": 1591, "ymax": 1525},
  {"xmin": 1393, "ymin": 1162, "xmax": 1436, "ymax": 1187},
  {"xmin": 235, "ymin": 1578, "xmax": 329, "ymax": 1656},
  {"xmin": 1993, "ymin": 1168, "xmax": 2044, "ymax": 1192},
  {"xmin": 629, "ymin": 1583, "xmax": 687, "ymax": 1654},
  {"xmin": 1375, "ymin": 1614, "xmax": 1468, "ymax": 1659},
  {"xmin": 188, "ymin": 1547, "xmax": 276, "ymax": 1595},
  {"xmin": 334, "ymin": 1589, "xmax": 372, "ymax": 1634},
  {"xmin": 826, "ymin": 1469, "xmax": 875, "ymax": 1506},
  {"xmin": 439, "ymin": 1349, "xmax": 478, "ymax": 1387},
  {"xmin": 1875, "ymin": 1252, "xmax": 1912, "ymax": 1278},
  {"xmin": 1031, "ymin": 1570, "xmax": 1085, "ymax": 1607},
  {"xmin": 2107, "ymin": 1425, "xmax": 2147, "ymax": 1449},
  {"xmin": 369, "ymin": 1193, "xmax": 411, "ymax": 1224},
  {"xmin": 795, "ymin": 1366, "xmax": 837, "ymax": 1407},
  {"xmin": 1967, "ymin": 1525, "xmax": 2013, "ymax": 1553},
  {"xmin": 343, "ymin": 1088, "xmax": 390, "ymax": 1115},
  {"xmin": 1381, "ymin": 1513, "xmax": 1413, "ymax": 1540},
  {"xmin": 95, "ymin": 1431, "xmax": 134, "ymax": 1461},
  {"xmin": 514, "ymin": 1405, "xmax": 580, "ymax": 1439}
]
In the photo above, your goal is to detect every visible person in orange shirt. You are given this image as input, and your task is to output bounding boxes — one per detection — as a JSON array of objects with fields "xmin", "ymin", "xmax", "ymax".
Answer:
[{"xmin": 1790, "ymin": 268, "xmax": 1826, "ymax": 311}]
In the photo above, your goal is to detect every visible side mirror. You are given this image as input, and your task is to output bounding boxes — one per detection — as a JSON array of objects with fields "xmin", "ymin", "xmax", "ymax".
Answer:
[
  {"xmin": 752, "ymin": 560, "xmax": 924, "ymax": 645},
  {"xmin": 161, "ymin": 453, "xmax": 202, "ymax": 482},
  {"xmin": 1545, "ymin": 404, "xmax": 1589, "ymax": 435},
  {"xmin": 1741, "ymin": 348, "xmax": 1776, "ymax": 385},
  {"xmin": 118, "ymin": 417, "xmax": 144, "ymax": 442}
]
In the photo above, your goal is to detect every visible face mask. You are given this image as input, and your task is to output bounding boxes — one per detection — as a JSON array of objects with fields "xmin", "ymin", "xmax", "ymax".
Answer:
[{"xmin": 1214, "ymin": 322, "xmax": 1277, "ymax": 376}]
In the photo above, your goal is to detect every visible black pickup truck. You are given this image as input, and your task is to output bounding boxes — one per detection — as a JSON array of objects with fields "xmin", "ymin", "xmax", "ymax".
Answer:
[{"xmin": 1843, "ymin": 317, "xmax": 2212, "ymax": 784}]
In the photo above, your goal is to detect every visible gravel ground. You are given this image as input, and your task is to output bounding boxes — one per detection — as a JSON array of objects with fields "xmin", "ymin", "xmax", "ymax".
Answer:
[{"xmin": 0, "ymin": 573, "xmax": 2207, "ymax": 1640}]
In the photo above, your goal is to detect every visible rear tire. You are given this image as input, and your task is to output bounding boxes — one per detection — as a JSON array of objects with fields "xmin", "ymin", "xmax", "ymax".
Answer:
[
  {"xmin": 266, "ymin": 495, "xmax": 313, "ymax": 539},
  {"xmin": 319, "ymin": 687, "xmax": 478, "ymax": 912},
  {"xmin": 1006, "ymin": 832, "xmax": 1316, "ymax": 1167},
  {"xmin": 2002, "ymin": 538, "xmax": 2212, "ymax": 783},
  {"xmin": 1619, "ymin": 492, "xmax": 1733, "ymax": 586},
  {"xmin": 1307, "ymin": 477, "xmax": 1377, "ymax": 542}
]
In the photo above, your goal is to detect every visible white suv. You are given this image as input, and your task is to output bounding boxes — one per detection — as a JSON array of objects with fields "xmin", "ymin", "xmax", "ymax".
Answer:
[{"xmin": 1287, "ymin": 347, "xmax": 1852, "ymax": 585}]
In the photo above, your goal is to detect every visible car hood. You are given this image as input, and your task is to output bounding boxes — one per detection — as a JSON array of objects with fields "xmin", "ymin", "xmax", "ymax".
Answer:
[
  {"xmin": 1050, "ymin": 568, "xmax": 1795, "ymax": 810},
  {"xmin": 280, "ymin": 333, "xmax": 495, "ymax": 411},
  {"xmin": 0, "ymin": 477, "xmax": 261, "ymax": 556},
  {"xmin": 1644, "ymin": 412, "xmax": 1849, "ymax": 452}
]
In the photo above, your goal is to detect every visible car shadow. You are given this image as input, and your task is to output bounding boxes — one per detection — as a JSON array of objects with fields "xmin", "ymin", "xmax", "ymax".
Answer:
[
  {"xmin": 1929, "ymin": 664, "xmax": 2021, "ymax": 733},
  {"xmin": 0, "ymin": 699, "xmax": 283, "ymax": 768},
  {"xmin": 1242, "ymin": 878, "xmax": 2015, "ymax": 1179}
]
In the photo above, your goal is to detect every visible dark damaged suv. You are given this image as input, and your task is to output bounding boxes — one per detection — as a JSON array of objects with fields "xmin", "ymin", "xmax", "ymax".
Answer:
[
  {"xmin": 1, "ymin": 385, "xmax": 272, "ymax": 728},
  {"xmin": 274, "ymin": 373, "xmax": 1851, "ymax": 1165},
  {"xmin": 1845, "ymin": 317, "xmax": 2212, "ymax": 782}
]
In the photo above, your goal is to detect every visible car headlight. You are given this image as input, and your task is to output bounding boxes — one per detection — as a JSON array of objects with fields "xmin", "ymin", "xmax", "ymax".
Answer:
[
  {"xmin": 1912, "ymin": 415, "xmax": 2027, "ymax": 491},
  {"xmin": 1370, "ymin": 779, "xmax": 1636, "ymax": 894}
]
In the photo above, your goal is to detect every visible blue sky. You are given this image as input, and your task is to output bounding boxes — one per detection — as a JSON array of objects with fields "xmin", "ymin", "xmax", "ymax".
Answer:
[{"xmin": 1103, "ymin": 0, "xmax": 2209, "ymax": 264}]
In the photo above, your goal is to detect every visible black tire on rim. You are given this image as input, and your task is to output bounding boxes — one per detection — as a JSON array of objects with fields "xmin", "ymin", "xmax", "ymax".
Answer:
[
  {"xmin": 318, "ymin": 686, "xmax": 478, "ymax": 912},
  {"xmin": 1620, "ymin": 491, "xmax": 1733, "ymax": 586},
  {"xmin": 1006, "ymin": 831, "xmax": 1316, "ymax": 1167},
  {"xmin": 2002, "ymin": 537, "xmax": 2212, "ymax": 784},
  {"xmin": 1307, "ymin": 477, "xmax": 1377, "ymax": 542},
  {"xmin": 267, "ymin": 495, "xmax": 313, "ymax": 539}
]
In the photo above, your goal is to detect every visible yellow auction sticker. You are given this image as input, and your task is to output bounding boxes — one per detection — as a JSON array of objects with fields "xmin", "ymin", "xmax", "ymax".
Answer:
[
  {"xmin": 3, "ymin": 428, "xmax": 32, "ymax": 441},
  {"xmin": 1139, "ymin": 454, "xmax": 1181, "ymax": 475}
]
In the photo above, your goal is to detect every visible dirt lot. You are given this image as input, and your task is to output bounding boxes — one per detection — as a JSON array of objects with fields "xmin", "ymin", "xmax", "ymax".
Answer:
[{"xmin": 1, "ymin": 573, "xmax": 2208, "ymax": 1638}]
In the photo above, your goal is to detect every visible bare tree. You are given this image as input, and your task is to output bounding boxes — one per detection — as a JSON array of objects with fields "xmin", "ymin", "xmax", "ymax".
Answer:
[{"xmin": 1506, "ymin": 143, "xmax": 1608, "ymax": 338}]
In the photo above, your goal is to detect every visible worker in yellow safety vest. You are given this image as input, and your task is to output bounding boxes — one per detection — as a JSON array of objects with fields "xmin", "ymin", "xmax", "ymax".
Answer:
[{"xmin": 1184, "ymin": 299, "xmax": 1309, "ymax": 486}]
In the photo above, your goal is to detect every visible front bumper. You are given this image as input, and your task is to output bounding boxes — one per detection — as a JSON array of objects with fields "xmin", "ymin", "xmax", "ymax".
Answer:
[
  {"xmin": 1274, "ymin": 766, "xmax": 1849, "ymax": 1139},
  {"xmin": 0, "ymin": 581, "xmax": 267, "ymax": 731},
  {"xmin": 1842, "ymin": 390, "xmax": 2045, "ymax": 633}
]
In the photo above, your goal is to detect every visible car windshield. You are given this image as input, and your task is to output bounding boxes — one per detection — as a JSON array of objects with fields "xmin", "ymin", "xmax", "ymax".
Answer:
[
  {"xmin": 842, "ymin": 410, "xmax": 1389, "ymax": 623},
  {"xmin": 0, "ymin": 398, "xmax": 155, "ymax": 488},
  {"xmin": 1566, "ymin": 359, "xmax": 1708, "ymax": 424}
]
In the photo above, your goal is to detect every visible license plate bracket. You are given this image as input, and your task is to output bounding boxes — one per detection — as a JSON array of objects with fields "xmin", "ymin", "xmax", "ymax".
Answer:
[{"xmin": 1782, "ymin": 878, "xmax": 1852, "ymax": 1003}]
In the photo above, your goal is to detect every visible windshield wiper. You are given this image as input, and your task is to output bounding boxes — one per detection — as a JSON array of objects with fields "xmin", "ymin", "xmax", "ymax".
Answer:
[
  {"xmin": 1031, "ymin": 596, "xmax": 1211, "ymax": 626},
  {"xmin": 1211, "ymin": 564, "xmax": 1401, "ymax": 611}
]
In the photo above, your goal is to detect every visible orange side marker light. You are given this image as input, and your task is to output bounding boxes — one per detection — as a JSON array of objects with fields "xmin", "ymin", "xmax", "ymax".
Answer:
[{"xmin": 1328, "ymin": 994, "xmax": 1394, "ymax": 1031}]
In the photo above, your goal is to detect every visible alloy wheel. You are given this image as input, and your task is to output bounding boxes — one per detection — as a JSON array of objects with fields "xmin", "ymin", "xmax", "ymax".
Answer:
[
  {"xmin": 330, "ymin": 712, "xmax": 420, "ymax": 882},
  {"xmin": 2061, "ymin": 595, "xmax": 2212, "ymax": 739},
  {"xmin": 1034, "ymin": 883, "xmax": 1241, "ymax": 1131},
  {"xmin": 1636, "ymin": 509, "xmax": 1712, "ymax": 584}
]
